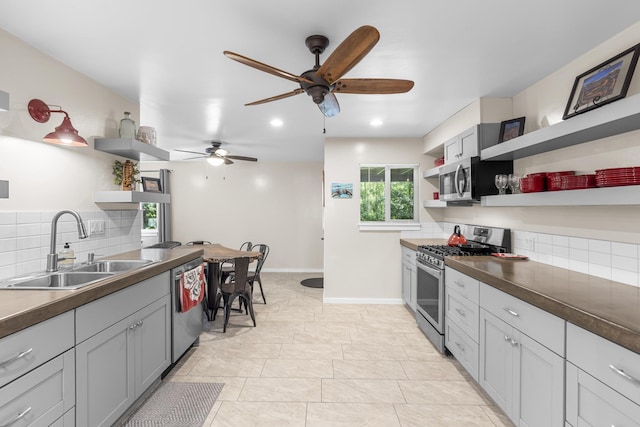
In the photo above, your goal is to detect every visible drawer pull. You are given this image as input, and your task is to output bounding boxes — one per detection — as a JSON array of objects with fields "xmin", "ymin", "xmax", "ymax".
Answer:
[
  {"xmin": 454, "ymin": 281, "xmax": 465, "ymax": 288},
  {"xmin": 454, "ymin": 341, "xmax": 465, "ymax": 353},
  {"xmin": 609, "ymin": 364, "xmax": 640, "ymax": 385},
  {"xmin": 1, "ymin": 406, "xmax": 32, "ymax": 427},
  {"xmin": 0, "ymin": 348, "xmax": 33, "ymax": 367},
  {"xmin": 504, "ymin": 335, "xmax": 518, "ymax": 346},
  {"xmin": 503, "ymin": 307, "xmax": 519, "ymax": 317},
  {"xmin": 455, "ymin": 308, "xmax": 466, "ymax": 317}
]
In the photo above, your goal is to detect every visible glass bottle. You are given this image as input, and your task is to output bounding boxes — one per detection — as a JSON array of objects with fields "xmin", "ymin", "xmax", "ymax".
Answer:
[{"xmin": 119, "ymin": 112, "xmax": 137, "ymax": 139}]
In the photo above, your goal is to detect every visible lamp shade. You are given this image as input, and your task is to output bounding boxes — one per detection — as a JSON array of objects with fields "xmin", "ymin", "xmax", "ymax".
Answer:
[
  {"xmin": 207, "ymin": 156, "xmax": 225, "ymax": 166},
  {"xmin": 43, "ymin": 116, "xmax": 88, "ymax": 146}
]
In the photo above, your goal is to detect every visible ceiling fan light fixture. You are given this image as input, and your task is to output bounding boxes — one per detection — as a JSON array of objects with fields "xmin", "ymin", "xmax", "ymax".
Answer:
[
  {"xmin": 207, "ymin": 156, "xmax": 225, "ymax": 166},
  {"xmin": 307, "ymin": 86, "xmax": 328, "ymax": 104},
  {"xmin": 214, "ymin": 148, "xmax": 229, "ymax": 156}
]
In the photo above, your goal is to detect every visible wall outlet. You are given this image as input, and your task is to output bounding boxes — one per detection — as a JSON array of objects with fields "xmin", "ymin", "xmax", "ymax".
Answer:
[
  {"xmin": 523, "ymin": 237, "xmax": 535, "ymax": 251},
  {"xmin": 89, "ymin": 220, "xmax": 106, "ymax": 236}
]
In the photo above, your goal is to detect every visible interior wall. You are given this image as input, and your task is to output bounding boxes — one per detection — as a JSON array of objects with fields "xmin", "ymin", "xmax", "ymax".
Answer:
[
  {"xmin": 428, "ymin": 22, "xmax": 640, "ymax": 244},
  {"xmin": 0, "ymin": 28, "xmax": 138, "ymax": 210},
  {"xmin": 147, "ymin": 160, "xmax": 324, "ymax": 272},
  {"xmin": 323, "ymin": 137, "xmax": 431, "ymax": 302}
]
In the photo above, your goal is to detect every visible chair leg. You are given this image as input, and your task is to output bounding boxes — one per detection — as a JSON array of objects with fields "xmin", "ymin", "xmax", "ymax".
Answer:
[
  {"xmin": 212, "ymin": 292, "xmax": 222, "ymax": 321},
  {"xmin": 223, "ymin": 294, "xmax": 236, "ymax": 333},
  {"xmin": 256, "ymin": 275, "xmax": 266, "ymax": 304},
  {"xmin": 243, "ymin": 292, "xmax": 256, "ymax": 327}
]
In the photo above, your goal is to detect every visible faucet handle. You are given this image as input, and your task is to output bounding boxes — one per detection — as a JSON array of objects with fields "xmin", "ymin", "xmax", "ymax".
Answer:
[{"xmin": 87, "ymin": 253, "xmax": 104, "ymax": 264}]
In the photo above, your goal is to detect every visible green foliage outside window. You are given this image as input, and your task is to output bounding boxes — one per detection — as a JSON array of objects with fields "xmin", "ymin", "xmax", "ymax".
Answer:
[
  {"xmin": 142, "ymin": 203, "xmax": 157, "ymax": 230},
  {"xmin": 360, "ymin": 166, "xmax": 416, "ymax": 222}
]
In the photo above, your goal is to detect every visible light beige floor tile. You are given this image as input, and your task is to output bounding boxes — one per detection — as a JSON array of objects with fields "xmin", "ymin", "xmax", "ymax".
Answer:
[
  {"xmin": 306, "ymin": 402, "xmax": 401, "ymax": 427},
  {"xmin": 251, "ymin": 320, "xmax": 307, "ymax": 332},
  {"xmin": 201, "ymin": 400, "xmax": 223, "ymax": 427},
  {"xmin": 189, "ymin": 357, "xmax": 265, "ymax": 377},
  {"xmin": 226, "ymin": 329, "xmax": 295, "ymax": 344},
  {"xmin": 398, "ymin": 380, "xmax": 486, "ymax": 405},
  {"xmin": 342, "ymin": 344, "xmax": 409, "ymax": 361},
  {"xmin": 333, "ymin": 360, "xmax": 408, "ymax": 379},
  {"xmin": 264, "ymin": 311, "xmax": 316, "ymax": 322},
  {"xmin": 314, "ymin": 312, "xmax": 364, "ymax": 323},
  {"xmin": 169, "ymin": 376, "xmax": 245, "ymax": 401},
  {"xmin": 361, "ymin": 312, "xmax": 417, "ymax": 323},
  {"xmin": 402, "ymin": 344, "xmax": 445, "ymax": 361},
  {"xmin": 279, "ymin": 343, "xmax": 344, "ymax": 360},
  {"xmin": 321, "ymin": 379, "xmax": 405, "ymax": 403},
  {"xmin": 356, "ymin": 321, "xmax": 421, "ymax": 335},
  {"xmin": 210, "ymin": 401, "xmax": 307, "ymax": 427},
  {"xmin": 481, "ymin": 405, "xmax": 516, "ymax": 426},
  {"xmin": 400, "ymin": 361, "xmax": 466, "ymax": 380},
  {"xmin": 214, "ymin": 343, "xmax": 282, "ymax": 359},
  {"xmin": 303, "ymin": 321, "xmax": 359, "ymax": 335},
  {"xmin": 261, "ymin": 359, "xmax": 334, "ymax": 378},
  {"xmin": 238, "ymin": 377, "xmax": 321, "ymax": 402},
  {"xmin": 293, "ymin": 329, "xmax": 352, "ymax": 344},
  {"xmin": 321, "ymin": 304, "xmax": 370, "ymax": 314},
  {"xmin": 394, "ymin": 404, "xmax": 497, "ymax": 426},
  {"xmin": 349, "ymin": 330, "xmax": 415, "ymax": 346}
]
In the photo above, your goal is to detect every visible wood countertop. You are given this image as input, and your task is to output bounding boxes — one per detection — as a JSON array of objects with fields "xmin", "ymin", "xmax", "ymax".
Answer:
[
  {"xmin": 445, "ymin": 256, "xmax": 640, "ymax": 354},
  {"xmin": 0, "ymin": 246, "xmax": 203, "ymax": 339}
]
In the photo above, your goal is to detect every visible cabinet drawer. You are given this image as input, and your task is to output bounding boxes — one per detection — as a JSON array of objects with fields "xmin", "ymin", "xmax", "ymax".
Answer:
[
  {"xmin": 480, "ymin": 283, "xmax": 564, "ymax": 356},
  {"xmin": 566, "ymin": 362, "xmax": 640, "ymax": 427},
  {"xmin": 0, "ymin": 311, "xmax": 74, "ymax": 388},
  {"xmin": 401, "ymin": 246, "xmax": 416, "ymax": 267},
  {"xmin": 76, "ymin": 271, "xmax": 170, "ymax": 343},
  {"xmin": 445, "ymin": 290, "xmax": 479, "ymax": 341},
  {"xmin": 445, "ymin": 319, "xmax": 478, "ymax": 381},
  {"xmin": 0, "ymin": 349, "xmax": 75, "ymax": 426},
  {"xmin": 567, "ymin": 322, "xmax": 640, "ymax": 406},
  {"xmin": 445, "ymin": 267, "xmax": 479, "ymax": 304}
]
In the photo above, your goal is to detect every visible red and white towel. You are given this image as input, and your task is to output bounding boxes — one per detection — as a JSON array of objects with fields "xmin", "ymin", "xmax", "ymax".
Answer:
[{"xmin": 179, "ymin": 263, "xmax": 206, "ymax": 313}]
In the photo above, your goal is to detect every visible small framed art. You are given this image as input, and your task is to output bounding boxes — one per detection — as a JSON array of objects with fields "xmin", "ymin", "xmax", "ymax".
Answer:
[
  {"xmin": 141, "ymin": 177, "xmax": 162, "ymax": 193},
  {"xmin": 498, "ymin": 117, "xmax": 526, "ymax": 143}
]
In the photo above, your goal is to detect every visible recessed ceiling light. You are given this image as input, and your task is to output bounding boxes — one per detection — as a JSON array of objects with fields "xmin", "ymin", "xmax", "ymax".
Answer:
[
  {"xmin": 270, "ymin": 118, "xmax": 283, "ymax": 127},
  {"xmin": 370, "ymin": 119, "xmax": 383, "ymax": 127}
]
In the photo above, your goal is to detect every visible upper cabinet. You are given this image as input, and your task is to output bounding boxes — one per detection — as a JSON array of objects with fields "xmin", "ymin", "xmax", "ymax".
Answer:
[
  {"xmin": 481, "ymin": 93, "xmax": 640, "ymax": 161},
  {"xmin": 94, "ymin": 138, "xmax": 170, "ymax": 161},
  {"xmin": 444, "ymin": 124, "xmax": 500, "ymax": 164}
]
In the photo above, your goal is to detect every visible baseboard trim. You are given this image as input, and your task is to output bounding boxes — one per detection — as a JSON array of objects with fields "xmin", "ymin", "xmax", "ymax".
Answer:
[{"xmin": 323, "ymin": 297, "xmax": 404, "ymax": 305}]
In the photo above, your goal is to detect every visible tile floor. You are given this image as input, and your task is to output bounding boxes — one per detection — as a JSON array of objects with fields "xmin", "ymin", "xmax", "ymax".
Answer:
[{"xmin": 165, "ymin": 272, "xmax": 514, "ymax": 426}]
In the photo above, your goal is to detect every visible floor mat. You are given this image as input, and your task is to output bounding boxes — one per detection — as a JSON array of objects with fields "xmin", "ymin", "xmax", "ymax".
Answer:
[
  {"xmin": 123, "ymin": 382, "xmax": 224, "ymax": 427},
  {"xmin": 300, "ymin": 277, "xmax": 323, "ymax": 288}
]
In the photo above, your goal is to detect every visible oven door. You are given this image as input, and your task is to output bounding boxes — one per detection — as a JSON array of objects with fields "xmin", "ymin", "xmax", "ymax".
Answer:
[{"xmin": 415, "ymin": 260, "xmax": 444, "ymax": 334}]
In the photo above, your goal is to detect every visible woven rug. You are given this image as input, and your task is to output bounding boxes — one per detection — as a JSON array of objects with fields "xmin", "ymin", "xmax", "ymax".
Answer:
[
  {"xmin": 123, "ymin": 382, "xmax": 224, "ymax": 427},
  {"xmin": 300, "ymin": 277, "xmax": 323, "ymax": 288}
]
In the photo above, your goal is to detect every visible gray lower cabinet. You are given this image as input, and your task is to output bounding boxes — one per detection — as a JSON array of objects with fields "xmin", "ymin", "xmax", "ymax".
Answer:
[
  {"xmin": 75, "ymin": 272, "xmax": 171, "ymax": 427},
  {"xmin": 479, "ymin": 308, "xmax": 564, "ymax": 426}
]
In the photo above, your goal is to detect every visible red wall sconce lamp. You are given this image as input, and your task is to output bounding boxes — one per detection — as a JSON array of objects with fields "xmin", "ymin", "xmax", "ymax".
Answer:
[{"xmin": 28, "ymin": 99, "xmax": 87, "ymax": 146}]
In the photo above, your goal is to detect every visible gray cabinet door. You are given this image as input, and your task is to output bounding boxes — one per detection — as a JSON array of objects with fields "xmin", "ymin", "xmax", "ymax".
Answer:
[
  {"xmin": 459, "ymin": 126, "xmax": 479, "ymax": 159},
  {"xmin": 514, "ymin": 331, "xmax": 564, "ymax": 427},
  {"xmin": 76, "ymin": 315, "xmax": 134, "ymax": 427},
  {"xmin": 444, "ymin": 135, "xmax": 460, "ymax": 163},
  {"xmin": 402, "ymin": 261, "xmax": 411, "ymax": 306},
  {"xmin": 134, "ymin": 295, "xmax": 171, "ymax": 395},
  {"xmin": 479, "ymin": 308, "xmax": 513, "ymax": 415}
]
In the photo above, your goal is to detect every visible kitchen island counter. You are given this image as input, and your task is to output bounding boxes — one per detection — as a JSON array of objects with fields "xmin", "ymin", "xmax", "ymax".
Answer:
[
  {"xmin": 0, "ymin": 246, "xmax": 203, "ymax": 339},
  {"xmin": 446, "ymin": 256, "xmax": 640, "ymax": 354}
]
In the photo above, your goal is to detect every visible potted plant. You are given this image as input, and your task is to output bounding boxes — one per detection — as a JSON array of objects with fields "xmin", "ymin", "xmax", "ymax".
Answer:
[{"xmin": 112, "ymin": 160, "xmax": 140, "ymax": 191}]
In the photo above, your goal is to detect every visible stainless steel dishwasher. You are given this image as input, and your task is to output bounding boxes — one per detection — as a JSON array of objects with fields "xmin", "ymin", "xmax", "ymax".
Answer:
[{"xmin": 171, "ymin": 257, "xmax": 205, "ymax": 363}]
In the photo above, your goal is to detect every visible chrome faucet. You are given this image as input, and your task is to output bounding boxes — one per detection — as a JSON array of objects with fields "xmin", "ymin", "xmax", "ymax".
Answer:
[{"xmin": 46, "ymin": 210, "xmax": 88, "ymax": 272}]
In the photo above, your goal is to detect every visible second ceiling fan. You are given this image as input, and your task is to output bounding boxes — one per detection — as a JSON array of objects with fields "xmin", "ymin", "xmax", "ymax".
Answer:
[
  {"xmin": 175, "ymin": 140, "xmax": 257, "ymax": 165},
  {"xmin": 224, "ymin": 25, "xmax": 414, "ymax": 117}
]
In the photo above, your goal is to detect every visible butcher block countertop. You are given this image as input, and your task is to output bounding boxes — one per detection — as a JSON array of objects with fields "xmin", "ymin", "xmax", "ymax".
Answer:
[
  {"xmin": 0, "ymin": 246, "xmax": 203, "ymax": 339},
  {"xmin": 445, "ymin": 256, "xmax": 640, "ymax": 355}
]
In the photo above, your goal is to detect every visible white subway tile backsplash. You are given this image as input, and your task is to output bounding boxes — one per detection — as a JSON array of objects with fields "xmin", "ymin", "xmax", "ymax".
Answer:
[
  {"xmin": 538, "ymin": 242, "xmax": 553, "ymax": 255},
  {"xmin": 538, "ymin": 233, "xmax": 553, "ymax": 244},
  {"xmin": 0, "ymin": 212, "xmax": 16, "ymax": 225},
  {"xmin": 552, "ymin": 235, "xmax": 569, "ymax": 247},
  {"xmin": 569, "ymin": 248, "xmax": 589, "ymax": 262},
  {"xmin": 612, "ymin": 269, "xmax": 639, "ymax": 287},
  {"xmin": 589, "ymin": 239, "xmax": 611, "ymax": 254},
  {"xmin": 612, "ymin": 242, "xmax": 638, "ymax": 257},
  {"xmin": 569, "ymin": 259, "xmax": 589, "ymax": 274},
  {"xmin": 589, "ymin": 264, "xmax": 612, "ymax": 280},
  {"xmin": 553, "ymin": 245, "xmax": 569, "ymax": 258},
  {"xmin": 0, "ymin": 225, "xmax": 16, "ymax": 239},
  {"xmin": 589, "ymin": 251, "xmax": 611, "ymax": 267},
  {"xmin": 569, "ymin": 237, "xmax": 589, "ymax": 250},
  {"xmin": 17, "ymin": 236, "xmax": 41, "ymax": 250},
  {"xmin": 16, "ymin": 223, "xmax": 41, "ymax": 237},
  {"xmin": 17, "ymin": 212, "xmax": 42, "ymax": 224},
  {"xmin": 612, "ymin": 255, "xmax": 638, "ymax": 272}
]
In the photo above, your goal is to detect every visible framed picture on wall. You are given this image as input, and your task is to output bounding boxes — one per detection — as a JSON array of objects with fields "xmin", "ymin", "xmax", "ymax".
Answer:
[
  {"xmin": 498, "ymin": 117, "xmax": 526, "ymax": 143},
  {"xmin": 141, "ymin": 177, "xmax": 162, "ymax": 193},
  {"xmin": 563, "ymin": 43, "xmax": 640, "ymax": 120}
]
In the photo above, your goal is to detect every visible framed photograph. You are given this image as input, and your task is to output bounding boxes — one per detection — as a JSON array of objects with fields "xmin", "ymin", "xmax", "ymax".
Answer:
[
  {"xmin": 563, "ymin": 44, "xmax": 640, "ymax": 120},
  {"xmin": 331, "ymin": 182, "xmax": 353, "ymax": 199},
  {"xmin": 141, "ymin": 177, "xmax": 162, "ymax": 193},
  {"xmin": 498, "ymin": 117, "xmax": 526, "ymax": 143}
]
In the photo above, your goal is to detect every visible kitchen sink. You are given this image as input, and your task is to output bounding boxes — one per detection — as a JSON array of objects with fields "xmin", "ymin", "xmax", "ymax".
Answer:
[
  {"xmin": 0, "ymin": 272, "xmax": 115, "ymax": 289},
  {"xmin": 72, "ymin": 259, "xmax": 154, "ymax": 273}
]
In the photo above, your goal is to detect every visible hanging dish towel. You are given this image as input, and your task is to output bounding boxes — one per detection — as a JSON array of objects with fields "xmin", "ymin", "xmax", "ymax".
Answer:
[{"xmin": 179, "ymin": 263, "xmax": 206, "ymax": 313}]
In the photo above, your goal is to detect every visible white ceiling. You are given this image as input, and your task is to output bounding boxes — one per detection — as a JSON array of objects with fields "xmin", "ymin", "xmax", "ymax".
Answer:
[{"xmin": 1, "ymin": 1, "xmax": 640, "ymax": 162}]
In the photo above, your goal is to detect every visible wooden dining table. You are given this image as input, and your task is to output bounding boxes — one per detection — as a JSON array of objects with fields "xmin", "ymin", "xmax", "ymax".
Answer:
[{"xmin": 198, "ymin": 243, "xmax": 262, "ymax": 320}]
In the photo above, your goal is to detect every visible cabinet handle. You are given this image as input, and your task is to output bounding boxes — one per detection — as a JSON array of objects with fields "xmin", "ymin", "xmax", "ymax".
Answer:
[
  {"xmin": 454, "ymin": 341, "xmax": 465, "ymax": 353},
  {"xmin": 609, "ymin": 364, "xmax": 640, "ymax": 385},
  {"xmin": 503, "ymin": 335, "xmax": 518, "ymax": 346},
  {"xmin": 504, "ymin": 335, "xmax": 511, "ymax": 342},
  {"xmin": 454, "ymin": 280, "xmax": 465, "ymax": 288},
  {"xmin": 503, "ymin": 307, "xmax": 519, "ymax": 317},
  {"xmin": 0, "ymin": 348, "xmax": 33, "ymax": 367},
  {"xmin": 509, "ymin": 338, "xmax": 519, "ymax": 347},
  {"xmin": 0, "ymin": 406, "xmax": 32, "ymax": 427},
  {"xmin": 455, "ymin": 308, "xmax": 466, "ymax": 317}
]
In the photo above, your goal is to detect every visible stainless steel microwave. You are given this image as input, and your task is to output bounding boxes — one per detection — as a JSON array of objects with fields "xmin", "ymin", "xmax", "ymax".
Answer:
[{"xmin": 439, "ymin": 157, "xmax": 513, "ymax": 202}]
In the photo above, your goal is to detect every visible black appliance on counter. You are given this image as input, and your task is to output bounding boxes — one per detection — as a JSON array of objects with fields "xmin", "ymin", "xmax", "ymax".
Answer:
[
  {"xmin": 439, "ymin": 156, "xmax": 513, "ymax": 202},
  {"xmin": 415, "ymin": 225, "xmax": 511, "ymax": 353}
]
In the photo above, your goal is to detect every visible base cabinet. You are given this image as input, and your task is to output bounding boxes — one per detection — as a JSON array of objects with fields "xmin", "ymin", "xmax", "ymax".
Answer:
[
  {"xmin": 76, "ymin": 295, "xmax": 171, "ymax": 427},
  {"xmin": 401, "ymin": 247, "xmax": 417, "ymax": 311},
  {"xmin": 479, "ymin": 308, "xmax": 564, "ymax": 426}
]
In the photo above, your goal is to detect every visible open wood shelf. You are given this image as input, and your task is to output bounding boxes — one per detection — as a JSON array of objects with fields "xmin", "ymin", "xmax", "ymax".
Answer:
[
  {"xmin": 94, "ymin": 138, "xmax": 170, "ymax": 161},
  {"xmin": 481, "ymin": 185, "xmax": 640, "ymax": 207}
]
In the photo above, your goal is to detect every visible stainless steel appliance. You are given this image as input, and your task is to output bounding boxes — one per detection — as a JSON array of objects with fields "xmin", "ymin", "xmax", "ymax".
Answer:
[
  {"xmin": 415, "ymin": 225, "xmax": 511, "ymax": 352},
  {"xmin": 439, "ymin": 156, "xmax": 513, "ymax": 202},
  {"xmin": 170, "ymin": 257, "xmax": 204, "ymax": 363}
]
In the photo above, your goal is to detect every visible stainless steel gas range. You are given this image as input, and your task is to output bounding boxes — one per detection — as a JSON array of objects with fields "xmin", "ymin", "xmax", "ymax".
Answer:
[{"xmin": 414, "ymin": 225, "xmax": 511, "ymax": 353}]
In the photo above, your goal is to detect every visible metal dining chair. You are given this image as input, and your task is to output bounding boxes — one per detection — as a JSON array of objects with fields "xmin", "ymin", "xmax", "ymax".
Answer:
[
  {"xmin": 213, "ymin": 256, "xmax": 256, "ymax": 332},
  {"xmin": 247, "ymin": 243, "xmax": 269, "ymax": 304}
]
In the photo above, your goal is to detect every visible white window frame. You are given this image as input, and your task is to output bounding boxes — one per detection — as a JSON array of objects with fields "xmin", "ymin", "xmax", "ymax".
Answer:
[{"xmin": 359, "ymin": 164, "xmax": 420, "ymax": 231}]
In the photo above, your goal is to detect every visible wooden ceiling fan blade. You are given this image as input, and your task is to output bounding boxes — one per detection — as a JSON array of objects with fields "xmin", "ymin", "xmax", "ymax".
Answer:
[
  {"xmin": 318, "ymin": 92, "xmax": 340, "ymax": 118},
  {"xmin": 226, "ymin": 155, "xmax": 258, "ymax": 162},
  {"xmin": 245, "ymin": 88, "xmax": 305, "ymax": 106},
  {"xmin": 175, "ymin": 149, "xmax": 206, "ymax": 155},
  {"xmin": 334, "ymin": 78, "xmax": 414, "ymax": 94},
  {"xmin": 183, "ymin": 155, "xmax": 207, "ymax": 160},
  {"xmin": 316, "ymin": 26, "xmax": 380, "ymax": 85},
  {"xmin": 224, "ymin": 51, "xmax": 313, "ymax": 84},
  {"xmin": 224, "ymin": 157, "xmax": 234, "ymax": 165}
]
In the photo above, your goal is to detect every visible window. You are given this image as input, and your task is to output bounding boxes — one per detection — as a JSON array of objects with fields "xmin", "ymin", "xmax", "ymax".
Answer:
[
  {"xmin": 360, "ymin": 164, "xmax": 419, "ymax": 230},
  {"xmin": 142, "ymin": 203, "xmax": 158, "ymax": 230}
]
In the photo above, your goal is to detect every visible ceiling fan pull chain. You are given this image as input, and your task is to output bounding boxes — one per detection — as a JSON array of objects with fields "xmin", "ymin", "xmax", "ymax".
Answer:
[{"xmin": 323, "ymin": 115, "xmax": 326, "ymax": 134}]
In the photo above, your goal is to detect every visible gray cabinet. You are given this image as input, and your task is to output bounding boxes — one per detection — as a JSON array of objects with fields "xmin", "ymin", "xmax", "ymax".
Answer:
[
  {"xmin": 443, "ymin": 124, "xmax": 500, "ymax": 164},
  {"xmin": 401, "ymin": 246, "xmax": 416, "ymax": 310},
  {"xmin": 75, "ymin": 272, "xmax": 171, "ymax": 427}
]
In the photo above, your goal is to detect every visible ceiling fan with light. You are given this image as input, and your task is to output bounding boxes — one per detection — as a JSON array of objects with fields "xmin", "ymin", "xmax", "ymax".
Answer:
[
  {"xmin": 223, "ymin": 25, "xmax": 414, "ymax": 117},
  {"xmin": 175, "ymin": 140, "xmax": 258, "ymax": 165}
]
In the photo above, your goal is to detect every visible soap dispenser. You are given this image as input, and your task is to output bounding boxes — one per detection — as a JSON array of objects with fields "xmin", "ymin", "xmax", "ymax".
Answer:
[{"xmin": 59, "ymin": 242, "xmax": 74, "ymax": 269}]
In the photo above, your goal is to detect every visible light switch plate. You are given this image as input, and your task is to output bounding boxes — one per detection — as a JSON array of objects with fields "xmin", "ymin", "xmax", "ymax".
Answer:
[{"xmin": 89, "ymin": 220, "xmax": 106, "ymax": 235}]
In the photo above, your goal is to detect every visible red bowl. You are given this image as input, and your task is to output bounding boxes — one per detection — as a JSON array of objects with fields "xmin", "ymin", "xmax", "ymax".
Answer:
[
  {"xmin": 520, "ymin": 176, "xmax": 546, "ymax": 193},
  {"xmin": 434, "ymin": 157, "xmax": 445, "ymax": 167}
]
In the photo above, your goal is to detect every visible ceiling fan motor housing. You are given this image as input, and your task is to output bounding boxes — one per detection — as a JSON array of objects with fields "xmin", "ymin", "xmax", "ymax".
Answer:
[{"xmin": 300, "ymin": 69, "xmax": 330, "ymax": 104}]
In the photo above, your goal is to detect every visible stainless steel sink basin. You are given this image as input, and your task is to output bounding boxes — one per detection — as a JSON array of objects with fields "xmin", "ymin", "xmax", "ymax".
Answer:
[
  {"xmin": 0, "ymin": 272, "xmax": 115, "ymax": 289},
  {"xmin": 72, "ymin": 259, "xmax": 154, "ymax": 273}
]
